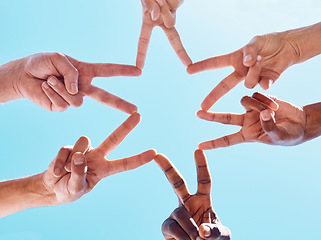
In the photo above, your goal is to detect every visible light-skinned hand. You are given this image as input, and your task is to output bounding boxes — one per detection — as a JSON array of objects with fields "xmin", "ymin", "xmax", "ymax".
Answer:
[
  {"xmin": 2, "ymin": 52, "xmax": 141, "ymax": 113},
  {"xmin": 187, "ymin": 23, "xmax": 321, "ymax": 111},
  {"xmin": 137, "ymin": 0, "xmax": 192, "ymax": 69},
  {"xmin": 51, "ymin": 113, "xmax": 157, "ymax": 192}
]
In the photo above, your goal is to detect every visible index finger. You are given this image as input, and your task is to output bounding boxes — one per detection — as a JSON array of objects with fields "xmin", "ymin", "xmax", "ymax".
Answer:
[
  {"xmin": 154, "ymin": 154, "xmax": 191, "ymax": 203},
  {"xmin": 201, "ymin": 71, "xmax": 244, "ymax": 111},
  {"xmin": 95, "ymin": 113, "xmax": 141, "ymax": 156},
  {"xmin": 92, "ymin": 63, "xmax": 141, "ymax": 77},
  {"xmin": 195, "ymin": 150, "xmax": 211, "ymax": 196},
  {"xmin": 187, "ymin": 54, "xmax": 231, "ymax": 74},
  {"xmin": 83, "ymin": 85, "xmax": 138, "ymax": 114},
  {"xmin": 136, "ymin": 15, "xmax": 154, "ymax": 69},
  {"xmin": 162, "ymin": 26, "xmax": 192, "ymax": 66}
]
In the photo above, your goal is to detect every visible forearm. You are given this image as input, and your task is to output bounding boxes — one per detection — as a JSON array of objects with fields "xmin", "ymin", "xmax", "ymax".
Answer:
[
  {"xmin": 303, "ymin": 102, "xmax": 321, "ymax": 142},
  {"xmin": 0, "ymin": 59, "xmax": 24, "ymax": 102},
  {"xmin": 0, "ymin": 173, "xmax": 54, "ymax": 218},
  {"xmin": 283, "ymin": 22, "xmax": 321, "ymax": 64}
]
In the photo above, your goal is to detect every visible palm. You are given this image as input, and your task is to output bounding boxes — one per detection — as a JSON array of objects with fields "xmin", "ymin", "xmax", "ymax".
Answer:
[{"xmin": 184, "ymin": 194, "xmax": 217, "ymax": 226}]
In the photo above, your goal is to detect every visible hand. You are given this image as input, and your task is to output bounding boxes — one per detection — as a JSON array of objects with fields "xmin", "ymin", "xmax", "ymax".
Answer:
[
  {"xmin": 137, "ymin": 0, "xmax": 192, "ymax": 69},
  {"xmin": 14, "ymin": 52, "xmax": 141, "ymax": 113},
  {"xmin": 187, "ymin": 31, "xmax": 301, "ymax": 111},
  {"xmin": 43, "ymin": 113, "xmax": 157, "ymax": 205},
  {"xmin": 155, "ymin": 150, "xmax": 231, "ymax": 240},
  {"xmin": 197, "ymin": 92, "xmax": 307, "ymax": 150}
]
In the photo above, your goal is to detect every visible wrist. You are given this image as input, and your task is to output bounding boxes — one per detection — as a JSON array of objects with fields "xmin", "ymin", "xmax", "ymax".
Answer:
[
  {"xmin": 0, "ymin": 58, "xmax": 26, "ymax": 102},
  {"xmin": 282, "ymin": 22, "xmax": 321, "ymax": 64},
  {"xmin": 303, "ymin": 102, "xmax": 321, "ymax": 142}
]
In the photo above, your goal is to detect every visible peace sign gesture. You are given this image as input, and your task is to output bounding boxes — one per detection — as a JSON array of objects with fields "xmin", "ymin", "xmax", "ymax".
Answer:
[
  {"xmin": 9, "ymin": 53, "xmax": 141, "ymax": 113},
  {"xmin": 136, "ymin": 0, "xmax": 192, "ymax": 69},
  {"xmin": 197, "ymin": 92, "xmax": 309, "ymax": 150},
  {"xmin": 187, "ymin": 31, "xmax": 302, "ymax": 111},
  {"xmin": 52, "ymin": 113, "xmax": 157, "ymax": 192},
  {"xmin": 155, "ymin": 150, "xmax": 231, "ymax": 240}
]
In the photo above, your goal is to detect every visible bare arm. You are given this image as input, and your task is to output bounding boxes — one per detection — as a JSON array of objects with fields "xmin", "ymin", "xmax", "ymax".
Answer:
[{"xmin": 0, "ymin": 174, "xmax": 54, "ymax": 218}]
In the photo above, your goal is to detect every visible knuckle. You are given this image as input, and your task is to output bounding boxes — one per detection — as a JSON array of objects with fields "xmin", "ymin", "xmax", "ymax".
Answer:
[{"xmin": 71, "ymin": 96, "xmax": 83, "ymax": 108}]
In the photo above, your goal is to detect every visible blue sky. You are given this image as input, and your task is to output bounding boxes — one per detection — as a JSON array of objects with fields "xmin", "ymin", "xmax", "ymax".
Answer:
[{"xmin": 1, "ymin": 0, "xmax": 321, "ymax": 239}]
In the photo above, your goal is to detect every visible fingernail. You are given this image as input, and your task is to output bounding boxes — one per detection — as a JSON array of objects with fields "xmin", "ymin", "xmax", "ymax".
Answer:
[
  {"xmin": 257, "ymin": 55, "xmax": 262, "ymax": 61},
  {"xmin": 42, "ymin": 82, "xmax": 49, "ymax": 89},
  {"xmin": 54, "ymin": 167, "xmax": 61, "ymax": 176},
  {"xmin": 74, "ymin": 155, "xmax": 84, "ymax": 165},
  {"xmin": 71, "ymin": 83, "xmax": 78, "ymax": 94},
  {"xmin": 203, "ymin": 225, "xmax": 211, "ymax": 238},
  {"xmin": 48, "ymin": 77, "xmax": 57, "ymax": 86},
  {"xmin": 268, "ymin": 79, "xmax": 273, "ymax": 88},
  {"xmin": 151, "ymin": 10, "xmax": 156, "ymax": 20},
  {"xmin": 243, "ymin": 55, "xmax": 252, "ymax": 62},
  {"xmin": 261, "ymin": 111, "xmax": 271, "ymax": 121}
]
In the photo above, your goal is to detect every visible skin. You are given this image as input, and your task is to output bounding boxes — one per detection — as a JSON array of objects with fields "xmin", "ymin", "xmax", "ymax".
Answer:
[
  {"xmin": 155, "ymin": 150, "xmax": 231, "ymax": 240},
  {"xmin": 137, "ymin": 0, "xmax": 192, "ymax": 69},
  {"xmin": 0, "ymin": 113, "xmax": 157, "ymax": 217},
  {"xmin": 0, "ymin": 52, "xmax": 141, "ymax": 113},
  {"xmin": 187, "ymin": 22, "xmax": 321, "ymax": 111},
  {"xmin": 197, "ymin": 92, "xmax": 321, "ymax": 150}
]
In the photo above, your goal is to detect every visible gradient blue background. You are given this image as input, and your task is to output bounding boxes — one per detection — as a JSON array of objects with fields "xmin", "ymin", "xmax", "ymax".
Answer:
[{"xmin": 1, "ymin": 0, "xmax": 321, "ymax": 239}]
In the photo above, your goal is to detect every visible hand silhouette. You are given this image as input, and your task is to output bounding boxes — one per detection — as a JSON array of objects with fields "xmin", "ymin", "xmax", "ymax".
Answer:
[
  {"xmin": 197, "ymin": 92, "xmax": 309, "ymax": 150},
  {"xmin": 155, "ymin": 150, "xmax": 231, "ymax": 239},
  {"xmin": 137, "ymin": 0, "xmax": 192, "ymax": 69}
]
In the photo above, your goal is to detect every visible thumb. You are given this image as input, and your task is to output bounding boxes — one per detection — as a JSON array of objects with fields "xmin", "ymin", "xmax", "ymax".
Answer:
[
  {"xmin": 68, "ymin": 152, "xmax": 88, "ymax": 197},
  {"xmin": 243, "ymin": 36, "xmax": 263, "ymax": 67},
  {"xmin": 260, "ymin": 109, "xmax": 287, "ymax": 143},
  {"xmin": 199, "ymin": 223, "xmax": 231, "ymax": 240}
]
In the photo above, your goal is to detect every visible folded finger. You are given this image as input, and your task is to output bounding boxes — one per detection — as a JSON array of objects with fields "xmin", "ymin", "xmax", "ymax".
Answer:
[
  {"xmin": 198, "ymin": 132, "xmax": 246, "ymax": 150},
  {"xmin": 160, "ymin": 2, "xmax": 176, "ymax": 28},
  {"xmin": 199, "ymin": 223, "xmax": 231, "ymax": 240},
  {"xmin": 42, "ymin": 81, "xmax": 69, "ymax": 112},
  {"xmin": 240, "ymin": 96, "xmax": 269, "ymax": 112},
  {"xmin": 49, "ymin": 52, "xmax": 79, "ymax": 95},
  {"xmin": 104, "ymin": 149, "xmax": 157, "ymax": 177},
  {"xmin": 51, "ymin": 146, "xmax": 72, "ymax": 177},
  {"xmin": 64, "ymin": 136, "xmax": 91, "ymax": 172},
  {"xmin": 201, "ymin": 71, "xmax": 243, "ymax": 111},
  {"xmin": 83, "ymin": 85, "xmax": 137, "ymax": 114},
  {"xmin": 170, "ymin": 207, "xmax": 199, "ymax": 239},
  {"xmin": 68, "ymin": 152, "xmax": 88, "ymax": 196},
  {"xmin": 162, "ymin": 26, "xmax": 192, "ymax": 66},
  {"xmin": 47, "ymin": 76, "xmax": 83, "ymax": 108},
  {"xmin": 252, "ymin": 92, "xmax": 279, "ymax": 111},
  {"xmin": 244, "ymin": 57, "xmax": 262, "ymax": 89},
  {"xmin": 162, "ymin": 218, "xmax": 190, "ymax": 240},
  {"xmin": 259, "ymin": 77, "xmax": 274, "ymax": 90},
  {"xmin": 154, "ymin": 154, "xmax": 191, "ymax": 203},
  {"xmin": 95, "ymin": 113, "xmax": 141, "ymax": 156},
  {"xmin": 196, "ymin": 110, "xmax": 244, "ymax": 126},
  {"xmin": 260, "ymin": 109, "xmax": 289, "ymax": 144}
]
